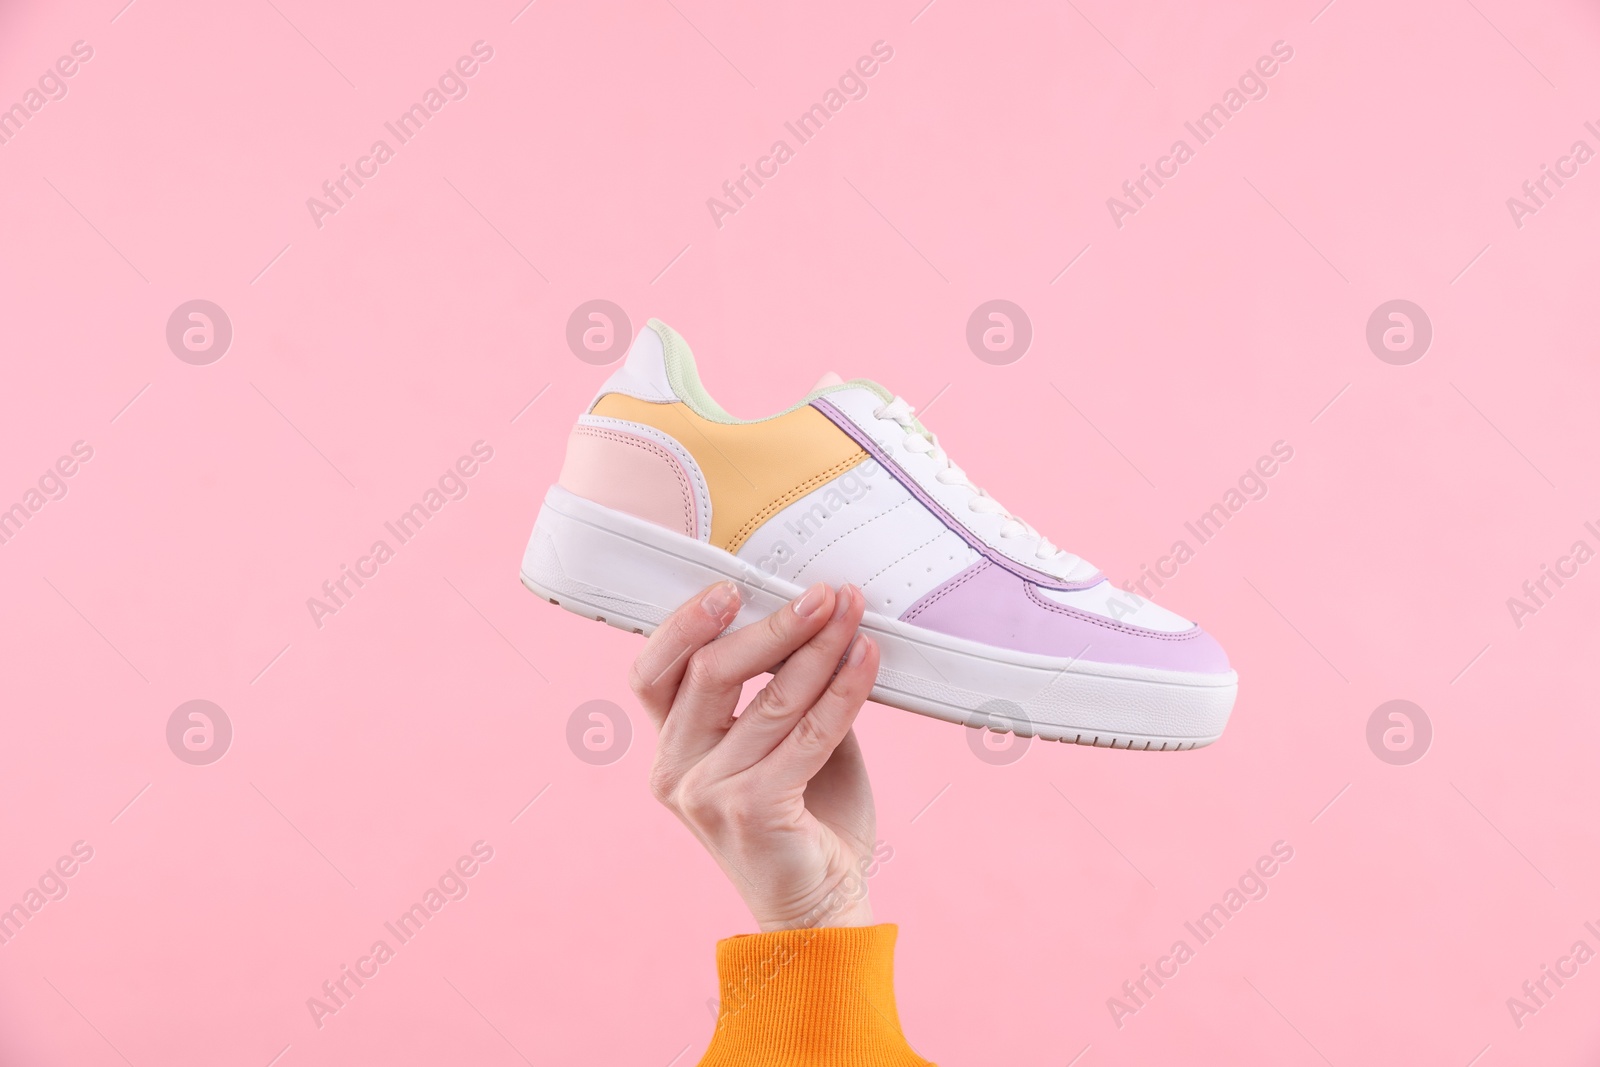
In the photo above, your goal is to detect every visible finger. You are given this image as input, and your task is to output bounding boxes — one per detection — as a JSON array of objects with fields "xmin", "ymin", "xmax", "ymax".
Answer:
[
  {"xmin": 658, "ymin": 581, "xmax": 836, "ymax": 766},
  {"xmin": 760, "ymin": 634, "xmax": 880, "ymax": 789},
  {"xmin": 709, "ymin": 584, "xmax": 865, "ymax": 775},
  {"xmin": 628, "ymin": 581, "xmax": 740, "ymax": 730}
]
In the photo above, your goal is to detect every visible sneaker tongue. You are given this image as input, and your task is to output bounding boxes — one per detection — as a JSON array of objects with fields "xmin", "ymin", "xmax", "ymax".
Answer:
[{"xmin": 810, "ymin": 371, "xmax": 845, "ymax": 390}]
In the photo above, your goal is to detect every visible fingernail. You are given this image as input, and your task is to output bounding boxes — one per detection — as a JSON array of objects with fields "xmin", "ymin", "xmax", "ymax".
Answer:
[
  {"xmin": 832, "ymin": 584, "xmax": 855, "ymax": 620},
  {"xmin": 847, "ymin": 633, "xmax": 871, "ymax": 667},
  {"xmin": 702, "ymin": 581, "xmax": 737, "ymax": 618},
  {"xmin": 793, "ymin": 582, "xmax": 828, "ymax": 618}
]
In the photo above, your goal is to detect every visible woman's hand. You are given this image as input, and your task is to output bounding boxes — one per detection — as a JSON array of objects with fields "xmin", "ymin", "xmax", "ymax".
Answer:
[{"xmin": 629, "ymin": 580, "xmax": 882, "ymax": 931}]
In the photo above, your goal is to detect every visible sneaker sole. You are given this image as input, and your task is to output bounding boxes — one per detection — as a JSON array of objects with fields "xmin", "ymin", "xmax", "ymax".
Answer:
[{"xmin": 521, "ymin": 485, "xmax": 1236, "ymax": 751}]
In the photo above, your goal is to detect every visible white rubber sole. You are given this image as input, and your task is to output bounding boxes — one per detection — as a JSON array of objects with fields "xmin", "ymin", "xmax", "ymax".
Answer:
[{"xmin": 520, "ymin": 486, "xmax": 1236, "ymax": 750}]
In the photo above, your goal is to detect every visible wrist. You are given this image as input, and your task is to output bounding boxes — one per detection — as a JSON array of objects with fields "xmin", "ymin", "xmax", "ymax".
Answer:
[
  {"xmin": 754, "ymin": 863, "xmax": 877, "ymax": 931},
  {"xmin": 758, "ymin": 897, "xmax": 874, "ymax": 933}
]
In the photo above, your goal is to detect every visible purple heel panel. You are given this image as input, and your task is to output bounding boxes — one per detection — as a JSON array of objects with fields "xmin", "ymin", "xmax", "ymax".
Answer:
[{"xmin": 899, "ymin": 561, "xmax": 1232, "ymax": 674}]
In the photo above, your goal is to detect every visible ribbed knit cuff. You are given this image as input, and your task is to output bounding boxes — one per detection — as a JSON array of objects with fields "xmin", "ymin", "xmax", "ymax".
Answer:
[{"xmin": 697, "ymin": 924, "xmax": 933, "ymax": 1067}]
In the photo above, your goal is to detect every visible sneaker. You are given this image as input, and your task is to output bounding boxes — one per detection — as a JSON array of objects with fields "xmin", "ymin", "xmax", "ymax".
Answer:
[{"xmin": 521, "ymin": 320, "xmax": 1236, "ymax": 750}]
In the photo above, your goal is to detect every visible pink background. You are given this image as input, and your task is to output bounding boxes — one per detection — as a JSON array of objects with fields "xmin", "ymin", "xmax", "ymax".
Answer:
[{"xmin": 3, "ymin": 0, "xmax": 1599, "ymax": 1063}]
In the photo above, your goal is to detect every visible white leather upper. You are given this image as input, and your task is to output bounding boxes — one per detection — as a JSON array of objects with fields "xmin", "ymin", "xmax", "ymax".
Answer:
[
  {"xmin": 817, "ymin": 387, "xmax": 1102, "ymax": 586},
  {"xmin": 1036, "ymin": 582, "xmax": 1196, "ymax": 632},
  {"xmin": 735, "ymin": 459, "xmax": 980, "ymax": 615}
]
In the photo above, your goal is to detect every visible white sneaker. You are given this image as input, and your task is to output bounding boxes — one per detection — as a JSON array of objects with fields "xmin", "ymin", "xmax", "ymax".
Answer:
[{"xmin": 522, "ymin": 320, "xmax": 1237, "ymax": 749}]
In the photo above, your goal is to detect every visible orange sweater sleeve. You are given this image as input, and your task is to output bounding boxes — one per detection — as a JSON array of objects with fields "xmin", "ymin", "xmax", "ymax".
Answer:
[{"xmin": 697, "ymin": 923, "xmax": 934, "ymax": 1066}]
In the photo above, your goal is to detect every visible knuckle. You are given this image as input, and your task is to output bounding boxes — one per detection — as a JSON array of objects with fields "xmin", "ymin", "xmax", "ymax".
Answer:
[
  {"xmin": 787, "ymin": 711, "xmax": 830, "ymax": 754},
  {"xmin": 713, "ymin": 786, "xmax": 761, "ymax": 831},
  {"xmin": 763, "ymin": 606, "xmax": 797, "ymax": 643},
  {"xmin": 683, "ymin": 649, "xmax": 724, "ymax": 693},
  {"xmin": 669, "ymin": 610, "xmax": 703, "ymax": 647},
  {"xmin": 647, "ymin": 763, "xmax": 679, "ymax": 806},
  {"xmin": 744, "ymin": 685, "xmax": 790, "ymax": 725},
  {"xmin": 721, "ymin": 803, "xmax": 761, "ymax": 835},
  {"xmin": 627, "ymin": 659, "xmax": 652, "ymax": 699},
  {"xmin": 676, "ymin": 774, "xmax": 728, "ymax": 829}
]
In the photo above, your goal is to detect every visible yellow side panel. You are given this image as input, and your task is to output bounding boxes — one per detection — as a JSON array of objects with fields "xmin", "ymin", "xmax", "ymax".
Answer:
[{"xmin": 590, "ymin": 395, "xmax": 867, "ymax": 553}]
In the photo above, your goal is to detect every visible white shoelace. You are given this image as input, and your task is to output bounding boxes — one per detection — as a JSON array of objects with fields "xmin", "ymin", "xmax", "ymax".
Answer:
[{"xmin": 872, "ymin": 396, "xmax": 1064, "ymax": 562}]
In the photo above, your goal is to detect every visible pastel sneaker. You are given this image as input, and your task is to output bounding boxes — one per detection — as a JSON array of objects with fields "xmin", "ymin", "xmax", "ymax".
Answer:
[{"xmin": 522, "ymin": 320, "xmax": 1236, "ymax": 749}]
